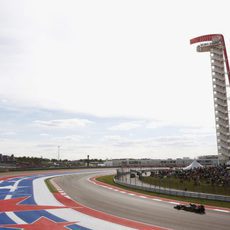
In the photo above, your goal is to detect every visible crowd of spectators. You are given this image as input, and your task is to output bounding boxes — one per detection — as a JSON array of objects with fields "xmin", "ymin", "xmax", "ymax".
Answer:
[{"xmin": 150, "ymin": 165, "xmax": 230, "ymax": 187}]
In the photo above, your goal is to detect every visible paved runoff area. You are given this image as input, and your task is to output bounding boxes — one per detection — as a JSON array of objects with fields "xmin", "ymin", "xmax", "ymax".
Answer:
[{"xmin": 0, "ymin": 169, "xmax": 167, "ymax": 230}]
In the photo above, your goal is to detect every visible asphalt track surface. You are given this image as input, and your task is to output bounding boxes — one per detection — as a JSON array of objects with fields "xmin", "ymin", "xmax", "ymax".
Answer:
[
  {"xmin": 54, "ymin": 170, "xmax": 230, "ymax": 230},
  {"xmin": 1, "ymin": 169, "xmax": 155, "ymax": 230}
]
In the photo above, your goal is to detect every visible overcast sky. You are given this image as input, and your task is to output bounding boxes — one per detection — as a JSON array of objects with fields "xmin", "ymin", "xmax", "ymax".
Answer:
[{"xmin": 0, "ymin": 0, "xmax": 229, "ymax": 160}]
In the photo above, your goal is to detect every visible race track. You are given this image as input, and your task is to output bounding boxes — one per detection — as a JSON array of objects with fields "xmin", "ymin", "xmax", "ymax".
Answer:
[
  {"xmin": 1, "ymin": 169, "xmax": 159, "ymax": 230},
  {"xmin": 54, "ymin": 169, "xmax": 230, "ymax": 230}
]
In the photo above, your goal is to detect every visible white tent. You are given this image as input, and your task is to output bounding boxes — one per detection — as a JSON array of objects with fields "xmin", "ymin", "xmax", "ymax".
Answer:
[{"xmin": 183, "ymin": 160, "xmax": 203, "ymax": 170}]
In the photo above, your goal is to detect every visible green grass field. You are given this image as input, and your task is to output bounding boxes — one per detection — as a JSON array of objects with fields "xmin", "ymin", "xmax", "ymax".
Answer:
[
  {"xmin": 141, "ymin": 176, "xmax": 230, "ymax": 196},
  {"xmin": 96, "ymin": 175, "xmax": 230, "ymax": 208},
  {"xmin": 45, "ymin": 178, "xmax": 58, "ymax": 193}
]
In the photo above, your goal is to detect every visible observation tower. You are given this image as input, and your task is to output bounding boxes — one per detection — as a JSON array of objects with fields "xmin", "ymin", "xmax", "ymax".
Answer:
[{"xmin": 190, "ymin": 34, "xmax": 230, "ymax": 161}]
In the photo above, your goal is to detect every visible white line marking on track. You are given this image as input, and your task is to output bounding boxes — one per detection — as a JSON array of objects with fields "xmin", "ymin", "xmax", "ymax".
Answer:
[
  {"xmin": 152, "ymin": 198, "xmax": 162, "ymax": 201},
  {"xmin": 47, "ymin": 208, "xmax": 135, "ymax": 230},
  {"xmin": 139, "ymin": 196, "xmax": 147, "ymax": 199},
  {"xmin": 213, "ymin": 209, "xmax": 230, "ymax": 213},
  {"xmin": 33, "ymin": 176, "xmax": 65, "ymax": 206},
  {"xmin": 5, "ymin": 178, "xmax": 28, "ymax": 200},
  {"xmin": 169, "ymin": 202, "xmax": 180, "ymax": 205},
  {"xmin": 5, "ymin": 212, "xmax": 27, "ymax": 224}
]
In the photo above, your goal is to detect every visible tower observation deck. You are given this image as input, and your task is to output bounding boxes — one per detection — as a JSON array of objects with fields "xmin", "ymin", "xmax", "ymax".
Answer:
[{"xmin": 190, "ymin": 34, "xmax": 230, "ymax": 161}]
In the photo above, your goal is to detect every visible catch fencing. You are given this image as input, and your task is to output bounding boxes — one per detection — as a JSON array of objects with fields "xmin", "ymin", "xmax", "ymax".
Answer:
[{"xmin": 114, "ymin": 169, "xmax": 230, "ymax": 202}]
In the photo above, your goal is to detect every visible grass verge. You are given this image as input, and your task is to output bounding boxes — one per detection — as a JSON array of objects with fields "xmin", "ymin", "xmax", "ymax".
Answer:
[
  {"xmin": 96, "ymin": 175, "xmax": 230, "ymax": 208},
  {"xmin": 45, "ymin": 178, "xmax": 58, "ymax": 193},
  {"xmin": 141, "ymin": 176, "xmax": 230, "ymax": 196}
]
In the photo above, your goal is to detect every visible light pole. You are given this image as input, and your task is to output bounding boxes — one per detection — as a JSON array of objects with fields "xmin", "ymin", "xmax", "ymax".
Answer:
[{"xmin": 57, "ymin": 145, "xmax": 60, "ymax": 161}]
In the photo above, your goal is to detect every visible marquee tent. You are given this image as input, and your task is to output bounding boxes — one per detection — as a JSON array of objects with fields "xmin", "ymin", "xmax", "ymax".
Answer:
[{"xmin": 183, "ymin": 160, "xmax": 203, "ymax": 170}]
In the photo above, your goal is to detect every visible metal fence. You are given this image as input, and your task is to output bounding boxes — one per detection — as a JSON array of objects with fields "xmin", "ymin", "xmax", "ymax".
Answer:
[{"xmin": 114, "ymin": 169, "xmax": 230, "ymax": 202}]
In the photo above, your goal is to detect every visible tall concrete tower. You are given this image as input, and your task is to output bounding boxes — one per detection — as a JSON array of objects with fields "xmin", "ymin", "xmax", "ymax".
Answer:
[{"xmin": 191, "ymin": 34, "xmax": 230, "ymax": 161}]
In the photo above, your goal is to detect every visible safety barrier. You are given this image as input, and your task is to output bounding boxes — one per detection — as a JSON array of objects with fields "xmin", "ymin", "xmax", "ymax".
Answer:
[{"xmin": 114, "ymin": 177, "xmax": 230, "ymax": 202}]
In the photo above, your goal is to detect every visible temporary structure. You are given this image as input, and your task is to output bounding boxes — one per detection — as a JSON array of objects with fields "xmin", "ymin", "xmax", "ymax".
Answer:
[{"xmin": 183, "ymin": 160, "xmax": 203, "ymax": 170}]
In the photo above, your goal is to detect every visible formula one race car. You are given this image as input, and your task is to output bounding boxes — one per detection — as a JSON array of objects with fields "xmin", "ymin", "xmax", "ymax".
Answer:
[{"xmin": 174, "ymin": 203, "xmax": 205, "ymax": 214}]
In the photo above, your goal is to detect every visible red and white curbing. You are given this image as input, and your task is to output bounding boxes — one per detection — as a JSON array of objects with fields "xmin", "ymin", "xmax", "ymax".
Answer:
[
  {"xmin": 89, "ymin": 176, "xmax": 230, "ymax": 214},
  {"xmin": 51, "ymin": 180, "xmax": 72, "ymax": 200}
]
